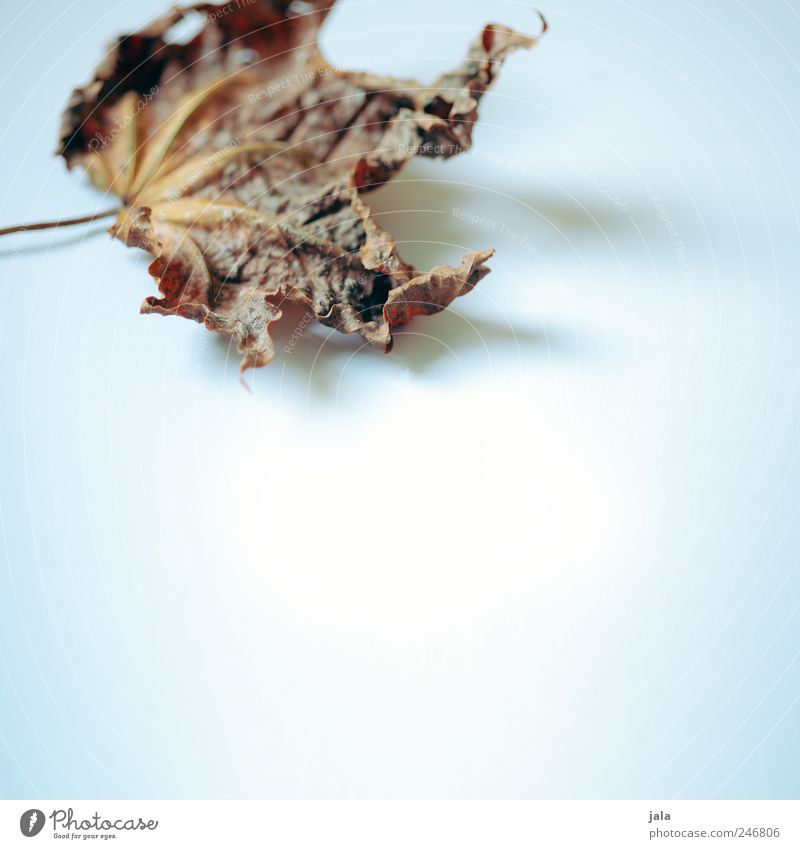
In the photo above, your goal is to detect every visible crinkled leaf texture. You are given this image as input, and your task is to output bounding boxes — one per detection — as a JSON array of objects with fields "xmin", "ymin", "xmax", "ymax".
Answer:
[{"xmin": 59, "ymin": 0, "xmax": 538, "ymax": 370}]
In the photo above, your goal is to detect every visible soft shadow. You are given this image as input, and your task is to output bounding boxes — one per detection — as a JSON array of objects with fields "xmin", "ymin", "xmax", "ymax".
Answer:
[
  {"xmin": 203, "ymin": 301, "xmax": 360, "ymax": 397},
  {"xmin": 235, "ymin": 300, "xmax": 581, "ymax": 400},
  {"xmin": 389, "ymin": 309, "xmax": 569, "ymax": 374},
  {"xmin": 365, "ymin": 159, "xmax": 634, "ymax": 271}
]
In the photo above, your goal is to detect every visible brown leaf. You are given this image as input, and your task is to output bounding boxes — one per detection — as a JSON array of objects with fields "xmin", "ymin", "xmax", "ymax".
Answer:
[{"xmin": 59, "ymin": 0, "xmax": 540, "ymax": 370}]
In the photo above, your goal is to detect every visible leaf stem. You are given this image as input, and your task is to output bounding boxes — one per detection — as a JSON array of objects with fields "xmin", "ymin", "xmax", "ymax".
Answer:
[{"xmin": 0, "ymin": 207, "xmax": 120, "ymax": 237}]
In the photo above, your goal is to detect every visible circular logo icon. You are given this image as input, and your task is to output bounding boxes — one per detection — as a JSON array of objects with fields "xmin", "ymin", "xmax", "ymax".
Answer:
[{"xmin": 19, "ymin": 809, "xmax": 45, "ymax": 837}]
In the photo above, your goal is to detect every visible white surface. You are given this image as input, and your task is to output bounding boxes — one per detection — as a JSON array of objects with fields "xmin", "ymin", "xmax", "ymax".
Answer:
[{"xmin": 0, "ymin": 0, "xmax": 798, "ymax": 798}]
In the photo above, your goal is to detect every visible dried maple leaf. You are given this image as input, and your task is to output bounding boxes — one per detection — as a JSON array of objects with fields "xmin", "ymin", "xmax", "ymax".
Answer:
[{"xmin": 58, "ymin": 0, "xmax": 541, "ymax": 370}]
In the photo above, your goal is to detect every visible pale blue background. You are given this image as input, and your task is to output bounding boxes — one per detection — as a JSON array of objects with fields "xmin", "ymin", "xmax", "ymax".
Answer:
[{"xmin": 0, "ymin": 0, "xmax": 799, "ymax": 798}]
